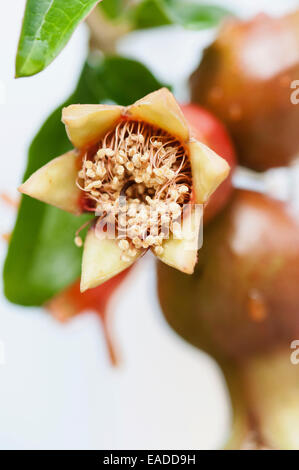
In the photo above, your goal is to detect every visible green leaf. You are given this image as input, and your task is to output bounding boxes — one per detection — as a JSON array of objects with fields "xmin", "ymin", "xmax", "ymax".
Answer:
[
  {"xmin": 167, "ymin": 2, "xmax": 231, "ymax": 29},
  {"xmin": 131, "ymin": 0, "xmax": 231, "ymax": 30},
  {"xmin": 99, "ymin": 0, "xmax": 126, "ymax": 20},
  {"xmin": 4, "ymin": 55, "xmax": 166, "ymax": 306},
  {"xmin": 15, "ymin": 0, "xmax": 100, "ymax": 77},
  {"xmin": 131, "ymin": 0, "xmax": 172, "ymax": 29}
]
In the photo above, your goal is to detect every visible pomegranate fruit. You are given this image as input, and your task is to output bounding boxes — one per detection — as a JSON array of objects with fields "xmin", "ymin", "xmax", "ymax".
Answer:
[
  {"xmin": 157, "ymin": 189, "xmax": 299, "ymax": 360},
  {"xmin": 157, "ymin": 189, "xmax": 299, "ymax": 448},
  {"xmin": 190, "ymin": 11, "xmax": 299, "ymax": 171},
  {"xmin": 181, "ymin": 103, "xmax": 236, "ymax": 223}
]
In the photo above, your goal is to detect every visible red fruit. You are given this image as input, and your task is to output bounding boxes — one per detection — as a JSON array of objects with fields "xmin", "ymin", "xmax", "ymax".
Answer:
[
  {"xmin": 190, "ymin": 11, "xmax": 299, "ymax": 171},
  {"xmin": 181, "ymin": 103, "xmax": 236, "ymax": 223},
  {"xmin": 157, "ymin": 190, "xmax": 299, "ymax": 360}
]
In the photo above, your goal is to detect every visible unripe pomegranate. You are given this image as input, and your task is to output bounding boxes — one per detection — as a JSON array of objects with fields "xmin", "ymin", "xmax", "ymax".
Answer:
[
  {"xmin": 158, "ymin": 189, "xmax": 299, "ymax": 359},
  {"xmin": 157, "ymin": 189, "xmax": 299, "ymax": 448},
  {"xmin": 190, "ymin": 11, "xmax": 299, "ymax": 171}
]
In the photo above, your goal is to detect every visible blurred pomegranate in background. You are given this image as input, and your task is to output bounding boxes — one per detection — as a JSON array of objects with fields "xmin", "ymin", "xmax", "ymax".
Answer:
[
  {"xmin": 190, "ymin": 11, "xmax": 299, "ymax": 171},
  {"xmin": 157, "ymin": 190, "xmax": 299, "ymax": 448},
  {"xmin": 158, "ymin": 189, "xmax": 299, "ymax": 358},
  {"xmin": 181, "ymin": 103, "xmax": 236, "ymax": 222}
]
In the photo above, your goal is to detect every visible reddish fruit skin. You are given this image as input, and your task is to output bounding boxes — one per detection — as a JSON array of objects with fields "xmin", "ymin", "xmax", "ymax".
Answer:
[
  {"xmin": 180, "ymin": 103, "xmax": 236, "ymax": 223},
  {"xmin": 190, "ymin": 12, "xmax": 299, "ymax": 172},
  {"xmin": 47, "ymin": 268, "xmax": 130, "ymax": 321},
  {"xmin": 157, "ymin": 190, "xmax": 299, "ymax": 360},
  {"xmin": 47, "ymin": 268, "xmax": 132, "ymax": 364}
]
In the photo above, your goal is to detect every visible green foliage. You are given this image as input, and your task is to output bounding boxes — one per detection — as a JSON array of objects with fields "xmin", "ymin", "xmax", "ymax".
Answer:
[
  {"xmin": 165, "ymin": 1, "xmax": 232, "ymax": 29},
  {"xmin": 100, "ymin": 0, "xmax": 126, "ymax": 19},
  {"xmin": 131, "ymin": 0, "xmax": 172, "ymax": 29},
  {"xmin": 16, "ymin": 0, "xmax": 231, "ymax": 77},
  {"xmin": 15, "ymin": 0, "xmax": 100, "ymax": 77},
  {"xmin": 100, "ymin": 0, "xmax": 232, "ymax": 30}
]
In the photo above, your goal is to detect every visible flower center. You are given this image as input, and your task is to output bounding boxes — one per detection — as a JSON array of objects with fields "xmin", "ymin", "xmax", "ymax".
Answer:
[{"xmin": 77, "ymin": 119, "xmax": 192, "ymax": 259}]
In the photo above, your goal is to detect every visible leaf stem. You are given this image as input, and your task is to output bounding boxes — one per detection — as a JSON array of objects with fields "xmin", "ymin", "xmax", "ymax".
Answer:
[{"xmin": 85, "ymin": 7, "xmax": 131, "ymax": 54}]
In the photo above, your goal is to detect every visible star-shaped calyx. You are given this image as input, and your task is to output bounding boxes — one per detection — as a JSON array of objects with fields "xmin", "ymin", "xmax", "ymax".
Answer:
[{"xmin": 19, "ymin": 88, "xmax": 230, "ymax": 291}]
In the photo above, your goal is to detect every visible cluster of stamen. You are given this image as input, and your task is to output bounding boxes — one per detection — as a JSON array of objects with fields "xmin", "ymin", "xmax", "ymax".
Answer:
[{"xmin": 76, "ymin": 120, "xmax": 192, "ymax": 260}]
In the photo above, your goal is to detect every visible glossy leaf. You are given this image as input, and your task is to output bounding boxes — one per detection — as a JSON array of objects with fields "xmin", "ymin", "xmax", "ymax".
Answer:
[
  {"xmin": 167, "ymin": 1, "xmax": 232, "ymax": 29},
  {"xmin": 131, "ymin": 0, "xmax": 231, "ymax": 30},
  {"xmin": 16, "ymin": 0, "xmax": 100, "ymax": 77},
  {"xmin": 130, "ymin": 0, "xmax": 172, "ymax": 29},
  {"xmin": 4, "ymin": 55, "xmax": 165, "ymax": 305},
  {"xmin": 99, "ymin": 0, "xmax": 125, "ymax": 20}
]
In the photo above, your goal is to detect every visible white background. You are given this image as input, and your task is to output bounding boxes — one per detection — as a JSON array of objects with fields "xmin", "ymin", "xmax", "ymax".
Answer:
[{"xmin": 0, "ymin": 0, "xmax": 298, "ymax": 450}]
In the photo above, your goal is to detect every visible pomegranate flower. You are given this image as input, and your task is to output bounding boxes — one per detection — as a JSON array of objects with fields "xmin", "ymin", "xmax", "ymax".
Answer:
[{"xmin": 19, "ymin": 88, "xmax": 230, "ymax": 291}]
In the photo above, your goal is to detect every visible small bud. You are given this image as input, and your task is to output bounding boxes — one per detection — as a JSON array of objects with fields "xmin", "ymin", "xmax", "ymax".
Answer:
[
  {"xmin": 86, "ymin": 168, "xmax": 95, "ymax": 178},
  {"xmin": 118, "ymin": 239, "xmax": 129, "ymax": 250},
  {"xmin": 133, "ymin": 237, "xmax": 142, "ymax": 248},
  {"xmin": 105, "ymin": 148, "xmax": 115, "ymax": 157},
  {"xmin": 92, "ymin": 181, "xmax": 102, "ymax": 188},
  {"xmin": 128, "ymin": 248, "xmax": 137, "ymax": 257},
  {"xmin": 126, "ymin": 161, "xmax": 134, "ymax": 172},
  {"xmin": 96, "ymin": 164, "xmax": 106, "ymax": 178},
  {"xmin": 141, "ymin": 151, "xmax": 149, "ymax": 162},
  {"xmin": 121, "ymin": 254, "xmax": 131, "ymax": 262},
  {"xmin": 116, "ymin": 154, "xmax": 125, "ymax": 164},
  {"xmin": 74, "ymin": 236, "xmax": 83, "ymax": 247},
  {"xmin": 132, "ymin": 153, "xmax": 141, "ymax": 167},
  {"xmin": 154, "ymin": 246, "xmax": 164, "ymax": 256},
  {"xmin": 179, "ymin": 185, "xmax": 189, "ymax": 194},
  {"xmin": 115, "ymin": 165, "xmax": 124, "ymax": 176},
  {"xmin": 97, "ymin": 148, "xmax": 106, "ymax": 159}
]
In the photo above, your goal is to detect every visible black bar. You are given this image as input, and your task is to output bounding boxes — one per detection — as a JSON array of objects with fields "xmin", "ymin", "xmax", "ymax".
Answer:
[{"xmin": 0, "ymin": 449, "xmax": 295, "ymax": 464}]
